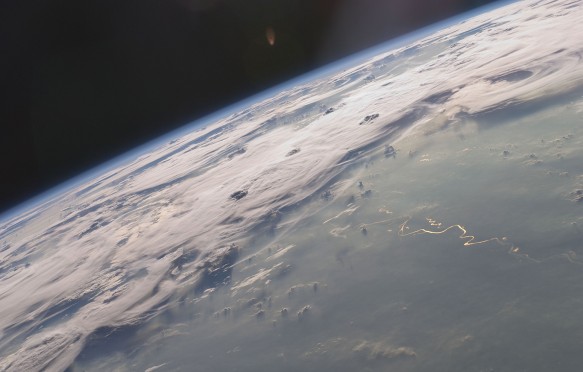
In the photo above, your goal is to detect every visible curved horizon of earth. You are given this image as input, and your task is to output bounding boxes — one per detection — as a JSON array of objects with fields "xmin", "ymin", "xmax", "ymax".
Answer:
[{"xmin": 2, "ymin": 0, "xmax": 583, "ymax": 370}]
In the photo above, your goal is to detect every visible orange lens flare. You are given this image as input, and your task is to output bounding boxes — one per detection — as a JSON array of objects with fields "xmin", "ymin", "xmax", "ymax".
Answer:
[{"xmin": 266, "ymin": 26, "xmax": 275, "ymax": 46}]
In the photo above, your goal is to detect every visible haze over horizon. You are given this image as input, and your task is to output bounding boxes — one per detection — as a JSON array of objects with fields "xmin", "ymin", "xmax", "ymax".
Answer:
[{"xmin": 0, "ymin": 0, "xmax": 498, "ymax": 213}]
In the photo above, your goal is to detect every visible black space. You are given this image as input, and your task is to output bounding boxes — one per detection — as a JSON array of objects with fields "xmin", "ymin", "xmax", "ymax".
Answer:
[{"xmin": 1, "ymin": 0, "xmax": 497, "ymax": 213}]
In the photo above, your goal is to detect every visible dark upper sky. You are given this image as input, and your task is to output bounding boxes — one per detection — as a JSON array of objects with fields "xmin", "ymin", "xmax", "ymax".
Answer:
[{"xmin": 0, "ymin": 0, "xmax": 497, "ymax": 213}]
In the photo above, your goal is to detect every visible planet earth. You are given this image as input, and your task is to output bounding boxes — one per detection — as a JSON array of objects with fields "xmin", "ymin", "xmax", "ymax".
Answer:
[{"xmin": 2, "ymin": 0, "xmax": 583, "ymax": 371}]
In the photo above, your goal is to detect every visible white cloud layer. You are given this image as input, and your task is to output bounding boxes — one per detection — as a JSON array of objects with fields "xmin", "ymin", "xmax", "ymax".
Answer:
[{"xmin": 0, "ymin": 0, "xmax": 582, "ymax": 369}]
